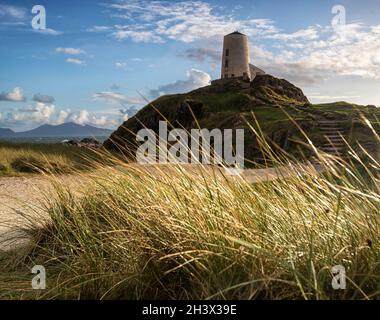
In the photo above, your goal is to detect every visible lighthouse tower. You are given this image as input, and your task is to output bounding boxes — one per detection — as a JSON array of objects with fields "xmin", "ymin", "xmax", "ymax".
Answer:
[{"xmin": 221, "ymin": 31, "xmax": 251, "ymax": 80}]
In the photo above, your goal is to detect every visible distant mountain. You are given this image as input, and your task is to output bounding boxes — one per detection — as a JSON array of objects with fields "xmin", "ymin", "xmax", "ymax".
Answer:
[
  {"xmin": 0, "ymin": 128, "xmax": 15, "ymax": 137},
  {"xmin": 0, "ymin": 123, "xmax": 112, "ymax": 138}
]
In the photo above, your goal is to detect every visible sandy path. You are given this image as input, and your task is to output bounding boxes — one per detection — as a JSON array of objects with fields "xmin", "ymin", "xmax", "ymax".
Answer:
[
  {"xmin": 0, "ymin": 163, "xmax": 322, "ymax": 250},
  {"xmin": 0, "ymin": 174, "xmax": 86, "ymax": 250}
]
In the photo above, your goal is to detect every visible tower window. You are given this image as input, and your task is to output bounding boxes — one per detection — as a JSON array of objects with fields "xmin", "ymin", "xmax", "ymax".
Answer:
[
  {"xmin": 225, "ymin": 59, "xmax": 229, "ymax": 68},
  {"xmin": 226, "ymin": 49, "xmax": 229, "ymax": 56}
]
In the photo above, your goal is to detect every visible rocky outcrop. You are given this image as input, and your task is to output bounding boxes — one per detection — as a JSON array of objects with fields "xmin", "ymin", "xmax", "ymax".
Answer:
[
  {"xmin": 199, "ymin": 74, "xmax": 309, "ymax": 106},
  {"xmin": 249, "ymin": 75, "xmax": 310, "ymax": 106},
  {"xmin": 63, "ymin": 137, "xmax": 102, "ymax": 148}
]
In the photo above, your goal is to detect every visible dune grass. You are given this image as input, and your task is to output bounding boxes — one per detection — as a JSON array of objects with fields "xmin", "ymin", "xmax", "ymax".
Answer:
[
  {"xmin": 0, "ymin": 116, "xmax": 380, "ymax": 300},
  {"xmin": 0, "ymin": 141, "xmax": 101, "ymax": 175}
]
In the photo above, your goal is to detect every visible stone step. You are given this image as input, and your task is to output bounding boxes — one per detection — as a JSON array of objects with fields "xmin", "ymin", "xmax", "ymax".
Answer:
[
  {"xmin": 324, "ymin": 134, "xmax": 344, "ymax": 137},
  {"xmin": 318, "ymin": 120, "xmax": 345, "ymax": 122},
  {"xmin": 321, "ymin": 133, "xmax": 344, "ymax": 136},
  {"xmin": 323, "ymin": 129, "xmax": 343, "ymax": 132},
  {"xmin": 319, "ymin": 125, "xmax": 344, "ymax": 128},
  {"xmin": 316, "ymin": 121, "xmax": 348, "ymax": 157},
  {"xmin": 320, "ymin": 130, "xmax": 344, "ymax": 134},
  {"xmin": 321, "ymin": 141, "xmax": 345, "ymax": 144},
  {"xmin": 324, "ymin": 138, "xmax": 345, "ymax": 142},
  {"xmin": 324, "ymin": 134, "xmax": 344, "ymax": 138},
  {"xmin": 318, "ymin": 120, "xmax": 344, "ymax": 123},
  {"xmin": 323, "ymin": 146, "xmax": 345, "ymax": 149},
  {"xmin": 321, "ymin": 147, "xmax": 345, "ymax": 151},
  {"xmin": 321, "ymin": 143, "xmax": 345, "ymax": 147},
  {"xmin": 321, "ymin": 148, "xmax": 345, "ymax": 153},
  {"xmin": 320, "ymin": 125, "xmax": 344, "ymax": 128},
  {"xmin": 318, "ymin": 122, "xmax": 343, "ymax": 127},
  {"xmin": 324, "ymin": 143, "xmax": 345, "ymax": 146}
]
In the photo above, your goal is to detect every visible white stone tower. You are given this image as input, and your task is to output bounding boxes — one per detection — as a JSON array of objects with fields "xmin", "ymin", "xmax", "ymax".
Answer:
[{"xmin": 221, "ymin": 31, "xmax": 251, "ymax": 80}]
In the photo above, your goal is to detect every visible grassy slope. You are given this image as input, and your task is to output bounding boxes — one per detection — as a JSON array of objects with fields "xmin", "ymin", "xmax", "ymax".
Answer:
[
  {"xmin": 105, "ymin": 80, "xmax": 380, "ymax": 165},
  {"xmin": 195, "ymin": 95, "xmax": 380, "ymax": 147}
]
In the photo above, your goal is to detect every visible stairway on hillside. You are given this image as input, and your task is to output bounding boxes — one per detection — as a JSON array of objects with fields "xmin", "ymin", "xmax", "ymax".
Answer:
[{"xmin": 318, "ymin": 120, "xmax": 347, "ymax": 157}]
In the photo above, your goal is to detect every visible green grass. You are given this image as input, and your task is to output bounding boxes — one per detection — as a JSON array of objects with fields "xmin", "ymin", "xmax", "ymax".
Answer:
[
  {"xmin": 311, "ymin": 102, "xmax": 380, "ymax": 120},
  {"xmin": 0, "ymin": 141, "xmax": 100, "ymax": 176},
  {"xmin": 1, "ymin": 119, "xmax": 380, "ymax": 300},
  {"xmin": 195, "ymin": 92, "xmax": 252, "ymax": 112}
]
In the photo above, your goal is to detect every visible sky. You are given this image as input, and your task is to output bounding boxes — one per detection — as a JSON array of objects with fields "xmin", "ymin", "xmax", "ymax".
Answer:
[{"xmin": 0, "ymin": 0, "xmax": 380, "ymax": 131}]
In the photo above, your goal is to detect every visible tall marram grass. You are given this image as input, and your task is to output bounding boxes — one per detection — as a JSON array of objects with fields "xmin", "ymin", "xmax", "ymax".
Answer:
[
  {"xmin": 0, "ymin": 141, "xmax": 100, "ymax": 175},
  {"xmin": 1, "ymin": 119, "xmax": 380, "ymax": 300}
]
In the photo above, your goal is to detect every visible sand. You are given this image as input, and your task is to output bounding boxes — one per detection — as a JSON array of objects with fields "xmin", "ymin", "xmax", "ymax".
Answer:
[{"xmin": 0, "ymin": 174, "xmax": 85, "ymax": 250}]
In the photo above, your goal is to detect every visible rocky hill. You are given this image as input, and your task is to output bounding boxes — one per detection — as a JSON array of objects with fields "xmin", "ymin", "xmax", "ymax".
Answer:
[{"xmin": 104, "ymin": 74, "xmax": 380, "ymax": 163}]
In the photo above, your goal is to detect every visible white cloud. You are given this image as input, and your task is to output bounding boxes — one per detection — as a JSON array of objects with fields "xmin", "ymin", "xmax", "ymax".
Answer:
[
  {"xmin": 112, "ymin": 30, "xmax": 164, "ymax": 43},
  {"xmin": 150, "ymin": 68, "xmax": 211, "ymax": 97},
  {"xmin": 0, "ymin": 87, "xmax": 26, "ymax": 102},
  {"xmin": 94, "ymin": 91, "xmax": 144, "ymax": 106},
  {"xmin": 58, "ymin": 110, "xmax": 119, "ymax": 127},
  {"xmin": 56, "ymin": 110, "xmax": 69, "ymax": 125},
  {"xmin": 0, "ymin": 4, "xmax": 26, "ymax": 19},
  {"xmin": 105, "ymin": 0, "xmax": 278, "ymax": 43},
  {"xmin": 87, "ymin": 25, "xmax": 112, "ymax": 32},
  {"xmin": 34, "ymin": 28, "xmax": 63, "ymax": 36},
  {"xmin": 266, "ymin": 26, "xmax": 320, "ymax": 41},
  {"xmin": 0, "ymin": 21, "xmax": 26, "ymax": 26},
  {"xmin": 33, "ymin": 93, "xmax": 55, "ymax": 104},
  {"xmin": 119, "ymin": 106, "xmax": 140, "ymax": 121},
  {"xmin": 56, "ymin": 47, "xmax": 86, "ymax": 55},
  {"xmin": 13, "ymin": 102, "xmax": 55, "ymax": 123},
  {"xmin": 372, "ymin": 26, "xmax": 380, "ymax": 34},
  {"xmin": 115, "ymin": 62, "xmax": 128, "ymax": 70},
  {"xmin": 67, "ymin": 110, "xmax": 90, "ymax": 125},
  {"xmin": 119, "ymin": 109, "xmax": 129, "ymax": 121},
  {"xmin": 90, "ymin": 115, "xmax": 111, "ymax": 126},
  {"xmin": 66, "ymin": 58, "xmax": 86, "ymax": 66},
  {"xmin": 1, "ymin": 104, "xmax": 120, "ymax": 130},
  {"xmin": 256, "ymin": 23, "xmax": 380, "ymax": 84},
  {"xmin": 182, "ymin": 48, "xmax": 220, "ymax": 63}
]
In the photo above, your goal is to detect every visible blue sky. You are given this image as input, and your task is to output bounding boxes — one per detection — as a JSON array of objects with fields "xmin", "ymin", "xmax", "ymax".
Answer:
[{"xmin": 1, "ymin": 0, "xmax": 380, "ymax": 131}]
